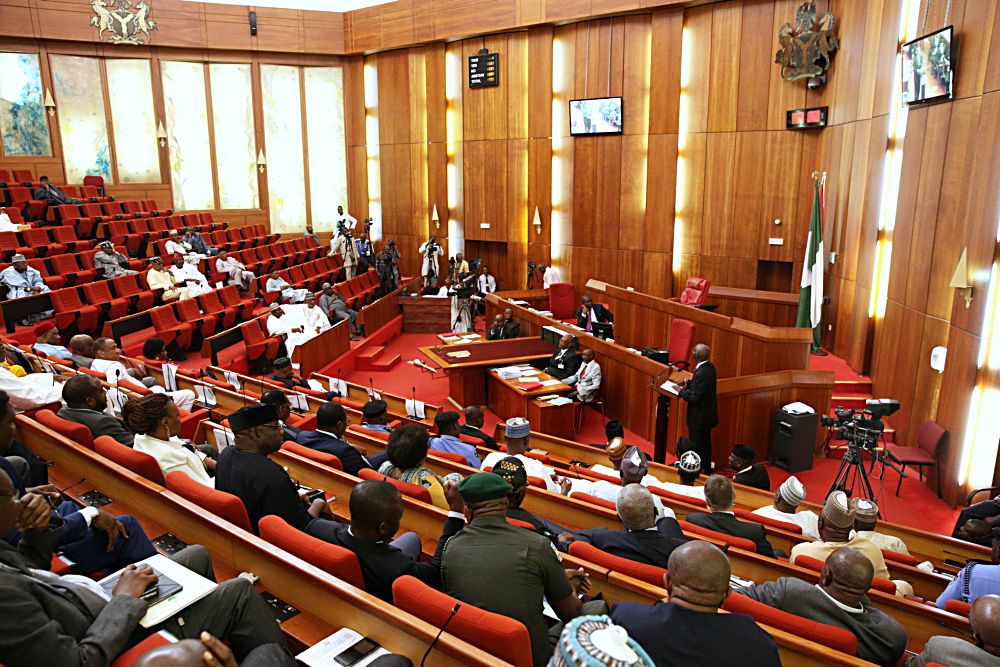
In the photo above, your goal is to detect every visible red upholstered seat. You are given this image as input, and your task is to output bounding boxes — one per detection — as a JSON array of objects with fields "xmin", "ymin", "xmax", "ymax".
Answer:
[
  {"xmin": 678, "ymin": 277, "xmax": 710, "ymax": 306},
  {"xmin": 50, "ymin": 288, "xmax": 100, "ymax": 336},
  {"xmin": 149, "ymin": 305, "xmax": 194, "ymax": 351},
  {"xmin": 34, "ymin": 409, "xmax": 95, "ymax": 450},
  {"xmin": 83, "ymin": 280, "xmax": 130, "ymax": 321},
  {"xmin": 358, "ymin": 468, "xmax": 432, "ymax": 503},
  {"xmin": 678, "ymin": 519, "xmax": 757, "ymax": 552},
  {"xmin": 667, "ymin": 318, "xmax": 696, "ymax": 370},
  {"xmin": 547, "ymin": 282, "xmax": 576, "ymax": 320},
  {"xmin": 885, "ymin": 420, "xmax": 947, "ymax": 497},
  {"xmin": 570, "ymin": 491, "xmax": 617, "ymax": 511},
  {"xmin": 281, "ymin": 441, "xmax": 343, "ymax": 470},
  {"xmin": 723, "ymin": 592, "xmax": 859, "ymax": 656},
  {"xmin": 110, "ymin": 274, "xmax": 155, "ymax": 312},
  {"xmin": 944, "ymin": 599, "xmax": 971, "ymax": 617},
  {"xmin": 110, "ymin": 630, "xmax": 175, "ymax": 666},
  {"xmin": 506, "ymin": 517, "xmax": 536, "ymax": 530},
  {"xmin": 733, "ymin": 507, "xmax": 802, "ymax": 534},
  {"xmin": 392, "ymin": 575, "xmax": 534, "ymax": 667},
  {"xmin": 165, "ymin": 471, "xmax": 251, "ymax": 532},
  {"xmin": 568, "ymin": 541, "xmax": 667, "ymax": 587},
  {"xmin": 880, "ymin": 548, "xmax": 920, "ymax": 567},
  {"xmin": 94, "ymin": 435, "xmax": 165, "ymax": 485},
  {"xmin": 431, "ymin": 449, "xmax": 468, "ymax": 464},
  {"xmin": 649, "ymin": 485, "xmax": 708, "ymax": 508},
  {"xmin": 175, "ymin": 298, "xmax": 219, "ymax": 339},
  {"xmin": 792, "ymin": 553, "xmax": 897, "ymax": 595},
  {"xmin": 259, "ymin": 515, "xmax": 365, "ymax": 588}
]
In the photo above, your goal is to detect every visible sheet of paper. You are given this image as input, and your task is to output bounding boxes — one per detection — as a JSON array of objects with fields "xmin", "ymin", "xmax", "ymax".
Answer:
[
  {"xmin": 461, "ymin": 333, "xmax": 481, "ymax": 339},
  {"xmin": 446, "ymin": 350, "xmax": 472, "ymax": 359},
  {"xmin": 660, "ymin": 381, "xmax": 681, "ymax": 395},
  {"xmin": 99, "ymin": 554, "xmax": 218, "ymax": 628},
  {"xmin": 441, "ymin": 335, "xmax": 459, "ymax": 341},
  {"xmin": 106, "ymin": 388, "xmax": 128, "ymax": 416},
  {"xmin": 306, "ymin": 378, "xmax": 325, "ymax": 392},
  {"xmin": 161, "ymin": 363, "xmax": 179, "ymax": 392},
  {"xmin": 327, "ymin": 377, "xmax": 349, "ymax": 397},
  {"xmin": 517, "ymin": 376, "xmax": 541, "ymax": 383},
  {"xmin": 288, "ymin": 393, "xmax": 309, "ymax": 411},
  {"xmin": 222, "ymin": 369, "xmax": 241, "ymax": 391},
  {"xmin": 296, "ymin": 628, "xmax": 391, "ymax": 667},
  {"xmin": 366, "ymin": 388, "xmax": 382, "ymax": 401},
  {"xmin": 212, "ymin": 428, "xmax": 235, "ymax": 450},
  {"xmin": 519, "ymin": 368, "xmax": 542, "ymax": 376},
  {"xmin": 510, "ymin": 299, "xmax": 529, "ymax": 306},
  {"xmin": 405, "ymin": 398, "xmax": 426, "ymax": 420},
  {"xmin": 536, "ymin": 395, "xmax": 559, "ymax": 401},
  {"xmin": 539, "ymin": 379, "xmax": 563, "ymax": 387},
  {"xmin": 497, "ymin": 365, "xmax": 523, "ymax": 374},
  {"xmin": 194, "ymin": 384, "xmax": 217, "ymax": 407},
  {"xmin": 548, "ymin": 397, "xmax": 573, "ymax": 406}
]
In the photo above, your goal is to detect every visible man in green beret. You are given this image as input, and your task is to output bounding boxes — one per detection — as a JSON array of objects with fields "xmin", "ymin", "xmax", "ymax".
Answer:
[{"xmin": 441, "ymin": 472, "xmax": 598, "ymax": 666}]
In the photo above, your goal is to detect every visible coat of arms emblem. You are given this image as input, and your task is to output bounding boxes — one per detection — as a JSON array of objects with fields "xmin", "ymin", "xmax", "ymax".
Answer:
[
  {"xmin": 775, "ymin": 1, "xmax": 839, "ymax": 89},
  {"xmin": 91, "ymin": 0, "xmax": 157, "ymax": 45}
]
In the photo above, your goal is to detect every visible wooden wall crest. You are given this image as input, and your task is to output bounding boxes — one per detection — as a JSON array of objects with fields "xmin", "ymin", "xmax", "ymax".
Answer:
[
  {"xmin": 91, "ymin": 0, "xmax": 157, "ymax": 45},
  {"xmin": 775, "ymin": 1, "xmax": 839, "ymax": 89}
]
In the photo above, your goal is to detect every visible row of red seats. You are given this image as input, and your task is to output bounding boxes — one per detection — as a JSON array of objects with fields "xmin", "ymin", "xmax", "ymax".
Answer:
[
  {"xmin": 0, "ymin": 225, "xmax": 93, "ymax": 260},
  {"xmin": 54, "ymin": 200, "xmax": 176, "ymax": 239},
  {"xmin": 256, "ymin": 256, "xmax": 376, "ymax": 307},
  {"xmin": 1, "ymin": 184, "xmax": 111, "ymax": 222},
  {"xmin": 3, "ymin": 244, "xmax": 146, "ymax": 291},
  {"xmin": 149, "ymin": 285, "xmax": 258, "ymax": 352},
  {"xmin": 148, "ymin": 223, "xmax": 275, "ymax": 261}
]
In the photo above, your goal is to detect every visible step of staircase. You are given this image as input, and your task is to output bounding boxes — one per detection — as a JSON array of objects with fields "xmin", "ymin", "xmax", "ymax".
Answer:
[
  {"xmin": 354, "ymin": 345, "xmax": 385, "ymax": 371},
  {"xmin": 369, "ymin": 353, "xmax": 400, "ymax": 372}
]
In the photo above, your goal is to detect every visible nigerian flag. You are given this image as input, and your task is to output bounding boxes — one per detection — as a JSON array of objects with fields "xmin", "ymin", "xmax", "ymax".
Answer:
[{"xmin": 796, "ymin": 177, "xmax": 824, "ymax": 353}]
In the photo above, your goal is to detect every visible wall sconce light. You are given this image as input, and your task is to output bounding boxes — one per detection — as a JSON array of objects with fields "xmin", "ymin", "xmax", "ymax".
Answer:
[
  {"xmin": 43, "ymin": 88, "xmax": 56, "ymax": 116},
  {"xmin": 431, "ymin": 203, "xmax": 440, "ymax": 230},
  {"xmin": 257, "ymin": 149, "xmax": 267, "ymax": 173},
  {"xmin": 156, "ymin": 121, "xmax": 167, "ymax": 148},
  {"xmin": 532, "ymin": 206, "xmax": 542, "ymax": 235},
  {"xmin": 949, "ymin": 247, "xmax": 972, "ymax": 308}
]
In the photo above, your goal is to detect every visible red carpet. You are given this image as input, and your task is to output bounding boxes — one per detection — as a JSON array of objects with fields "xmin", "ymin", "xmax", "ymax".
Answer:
[{"xmin": 807, "ymin": 348, "xmax": 870, "ymax": 381}]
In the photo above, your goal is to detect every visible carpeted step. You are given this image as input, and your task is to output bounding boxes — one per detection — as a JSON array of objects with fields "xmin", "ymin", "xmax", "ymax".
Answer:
[
  {"xmin": 355, "ymin": 345, "xmax": 385, "ymax": 371},
  {"xmin": 369, "ymin": 353, "xmax": 400, "ymax": 371},
  {"xmin": 830, "ymin": 395, "xmax": 869, "ymax": 411},
  {"xmin": 835, "ymin": 379, "xmax": 873, "ymax": 394}
]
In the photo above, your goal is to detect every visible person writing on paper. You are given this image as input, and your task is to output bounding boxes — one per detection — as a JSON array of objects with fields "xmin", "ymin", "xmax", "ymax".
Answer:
[
  {"xmin": 429, "ymin": 411, "xmax": 481, "ymax": 469},
  {"xmin": 575, "ymin": 295, "xmax": 614, "ymax": 332},
  {"xmin": 58, "ymin": 375, "xmax": 135, "ymax": 447},
  {"xmin": 0, "ymin": 466, "xmax": 293, "ymax": 667},
  {"xmin": 169, "ymin": 254, "xmax": 211, "ymax": 297},
  {"xmin": 677, "ymin": 343, "xmax": 718, "ymax": 474},
  {"xmin": 266, "ymin": 305, "xmax": 310, "ymax": 358},
  {"xmin": 566, "ymin": 348, "xmax": 601, "ymax": 403},
  {"xmin": 302, "ymin": 293, "xmax": 331, "ymax": 337},
  {"xmin": 91, "ymin": 337, "xmax": 196, "ymax": 412},
  {"xmin": 544, "ymin": 334, "xmax": 581, "ymax": 381},
  {"xmin": 124, "ymin": 394, "xmax": 215, "ymax": 486},
  {"xmin": 260, "ymin": 390, "xmax": 302, "ymax": 442}
]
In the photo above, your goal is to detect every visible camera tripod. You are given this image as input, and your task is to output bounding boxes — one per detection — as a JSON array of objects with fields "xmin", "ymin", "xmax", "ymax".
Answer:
[{"xmin": 826, "ymin": 439, "xmax": 906, "ymax": 515}]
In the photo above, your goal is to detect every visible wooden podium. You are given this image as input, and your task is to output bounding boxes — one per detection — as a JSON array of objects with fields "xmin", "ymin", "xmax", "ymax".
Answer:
[{"xmin": 398, "ymin": 295, "xmax": 452, "ymax": 333}]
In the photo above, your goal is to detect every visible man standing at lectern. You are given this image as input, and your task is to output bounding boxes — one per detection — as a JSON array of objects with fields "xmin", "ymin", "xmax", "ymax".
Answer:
[{"xmin": 678, "ymin": 344, "xmax": 717, "ymax": 475}]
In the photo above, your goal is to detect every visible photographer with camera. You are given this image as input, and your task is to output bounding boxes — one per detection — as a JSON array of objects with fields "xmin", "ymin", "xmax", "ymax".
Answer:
[
  {"xmin": 332, "ymin": 229, "xmax": 361, "ymax": 279},
  {"xmin": 419, "ymin": 236, "xmax": 445, "ymax": 288},
  {"xmin": 355, "ymin": 231, "xmax": 374, "ymax": 273}
]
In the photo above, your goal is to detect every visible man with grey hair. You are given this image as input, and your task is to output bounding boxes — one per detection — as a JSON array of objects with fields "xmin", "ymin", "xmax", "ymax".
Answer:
[
  {"xmin": 677, "ymin": 343, "xmax": 717, "ymax": 474},
  {"xmin": 318, "ymin": 282, "xmax": 361, "ymax": 338},
  {"xmin": 687, "ymin": 475, "xmax": 776, "ymax": 558},
  {"xmin": 583, "ymin": 445, "xmax": 671, "ymax": 520},
  {"xmin": 557, "ymin": 483, "xmax": 686, "ymax": 568}
]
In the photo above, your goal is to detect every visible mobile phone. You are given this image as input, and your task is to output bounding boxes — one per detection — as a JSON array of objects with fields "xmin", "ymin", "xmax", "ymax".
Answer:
[
  {"xmin": 334, "ymin": 637, "xmax": 380, "ymax": 666},
  {"xmin": 306, "ymin": 488, "xmax": 326, "ymax": 502}
]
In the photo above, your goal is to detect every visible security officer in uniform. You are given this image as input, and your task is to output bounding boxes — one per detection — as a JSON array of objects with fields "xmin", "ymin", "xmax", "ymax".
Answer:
[{"xmin": 360, "ymin": 400, "xmax": 392, "ymax": 434}]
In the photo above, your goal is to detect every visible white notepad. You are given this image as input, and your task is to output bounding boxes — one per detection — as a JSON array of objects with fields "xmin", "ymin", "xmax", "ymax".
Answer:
[{"xmin": 100, "ymin": 554, "xmax": 217, "ymax": 628}]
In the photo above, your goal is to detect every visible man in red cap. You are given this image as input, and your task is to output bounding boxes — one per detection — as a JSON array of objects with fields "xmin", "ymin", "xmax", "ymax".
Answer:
[{"xmin": 31, "ymin": 322, "xmax": 71, "ymax": 360}]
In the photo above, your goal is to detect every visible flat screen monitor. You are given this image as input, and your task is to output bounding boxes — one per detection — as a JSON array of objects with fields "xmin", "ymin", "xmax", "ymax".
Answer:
[
  {"xmin": 569, "ymin": 97, "xmax": 623, "ymax": 136},
  {"xmin": 591, "ymin": 322, "xmax": 614, "ymax": 341},
  {"xmin": 902, "ymin": 26, "xmax": 953, "ymax": 106}
]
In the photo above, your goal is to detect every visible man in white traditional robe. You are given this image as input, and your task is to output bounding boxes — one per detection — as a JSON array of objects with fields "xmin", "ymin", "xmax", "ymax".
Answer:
[
  {"xmin": 1, "ymin": 254, "xmax": 50, "ymax": 300},
  {"xmin": 164, "ymin": 231, "xmax": 204, "ymax": 265},
  {"xmin": 215, "ymin": 250, "xmax": 255, "ymax": 291},
  {"xmin": 146, "ymin": 257, "xmax": 191, "ymax": 302},
  {"xmin": 0, "ymin": 365, "xmax": 66, "ymax": 411},
  {"xmin": 169, "ymin": 255, "xmax": 211, "ymax": 297},
  {"xmin": 265, "ymin": 271, "xmax": 308, "ymax": 303},
  {"xmin": 265, "ymin": 304, "xmax": 312, "ymax": 359},
  {"xmin": 418, "ymin": 236, "xmax": 445, "ymax": 288},
  {"xmin": 302, "ymin": 294, "xmax": 331, "ymax": 337}
]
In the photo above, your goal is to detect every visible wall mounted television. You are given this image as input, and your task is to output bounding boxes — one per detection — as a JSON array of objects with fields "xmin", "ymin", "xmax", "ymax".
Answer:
[
  {"xmin": 569, "ymin": 97, "xmax": 623, "ymax": 135},
  {"xmin": 902, "ymin": 26, "xmax": 953, "ymax": 106}
]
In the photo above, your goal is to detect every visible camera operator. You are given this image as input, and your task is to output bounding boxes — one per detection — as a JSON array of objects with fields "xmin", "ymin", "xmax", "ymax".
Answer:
[
  {"xmin": 332, "ymin": 229, "xmax": 361, "ymax": 279},
  {"xmin": 527, "ymin": 261, "xmax": 538, "ymax": 289},
  {"xmin": 336, "ymin": 205, "xmax": 357, "ymax": 232},
  {"xmin": 355, "ymin": 231, "xmax": 374, "ymax": 273},
  {"xmin": 419, "ymin": 236, "xmax": 445, "ymax": 288},
  {"xmin": 375, "ymin": 239, "xmax": 400, "ymax": 294}
]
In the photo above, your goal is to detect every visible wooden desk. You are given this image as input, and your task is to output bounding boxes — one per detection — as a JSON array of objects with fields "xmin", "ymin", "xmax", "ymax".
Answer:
[
  {"xmin": 487, "ymin": 368, "xmax": 573, "ymax": 439},
  {"xmin": 437, "ymin": 332, "xmax": 484, "ymax": 345},
  {"xmin": 419, "ymin": 337, "xmax": 556, "ymax": 407},
  {"xmin": 398, "ymin": 294, "xmax": 452, "ymax": 332},
  {"xmin": 708, "ymin": 285, "xmax": 800, "ymax": 327},
  {"xmin": 291, "ymin": 319, "xmax": 350, "ymax": 376}
]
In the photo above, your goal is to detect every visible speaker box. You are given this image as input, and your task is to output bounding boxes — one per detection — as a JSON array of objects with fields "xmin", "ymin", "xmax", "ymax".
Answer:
[
  {"xmin": 249, "ymin": 11, "xmax": 257, "ymax": 36},
  {"xmin": 641, "ymin": 347, "xmax": 670, "ymax": 364},
  {"xmin": 770, "ymin": 409, "xmax": 817, "ymax": 473}
]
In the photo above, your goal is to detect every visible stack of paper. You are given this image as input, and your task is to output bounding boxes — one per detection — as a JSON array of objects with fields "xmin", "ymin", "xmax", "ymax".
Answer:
[
  {"xmin": 446, "ymin": 350, "xmax": 472, "ymax": 359},
  {"xmin": 520, "ymin": 368, "xmax": 542, "ymax": 376},
  {"xmin": 441, "ymin": 335, "xmax": 459, "ymax": 341},
  {"xmin": 540, "ymin": 378, "xmax": 563, "ymax": 387},
  {"xmin": 548, "ymin": 396, "xmax": 573, "ymax": 406},
  {"xmin": 405, "ymin": 398, "xmax": 426, "ymax": 420},
  {"xmin": 297, "ymin": 628, "xmax": 390, "ymax": 667},
  {"xmin": 222, "ymin": 369, "xmax": 242, "ymax": 391},
  {"xmin": 289, "ymin": 393, "xmax": 309, "ymax": 411},
  {"xmin": 327, "ymin": 377, "xmax": 349, "ymax": 397},
  {"xmin": 194, "ymin": 384, "xmax": 217, "ymax": 407},
  {"xmin": 162, "ymin": 363, "xmax": 179, "ymax": 392},
  {"xmin": 511, "ymin": 299, "xmax": 530, "ymax": 306},
  {"xmin": 213, "ymin": 428, "xmax": 235, "ymax": 450}
]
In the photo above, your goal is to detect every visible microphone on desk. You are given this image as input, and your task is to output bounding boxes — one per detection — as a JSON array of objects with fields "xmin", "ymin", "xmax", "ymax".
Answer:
[
  {"xmin": 410, "ymin": 385, "xmax": 418, "ymax": 418},
  {"xmin": 335, "ymin": 367, "xmax": 343, "ymax": 397}
]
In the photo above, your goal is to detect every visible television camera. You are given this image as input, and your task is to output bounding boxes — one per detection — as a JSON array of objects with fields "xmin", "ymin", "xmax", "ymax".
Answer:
[{"xmin": 823, "ymin": 399, "xmax": 904, "ymax": 507}]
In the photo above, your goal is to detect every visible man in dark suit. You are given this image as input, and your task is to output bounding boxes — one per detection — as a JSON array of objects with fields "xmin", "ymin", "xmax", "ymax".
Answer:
[
  {"xmin": 295, "ymin": 401, "xmax": 387, "ymax": 475},
  {"xmin": 0, "ymin": 468, "xmax": 293, "ymax": 667},
  {"xmin": 678, "ymin": 343, "xmax": 718, "ymax": 474},
  {"xmin": 575, "ymin": 295, "xmax": 613, "ymax": 332},
  {"xmin": 58, "ymin": 375, "xmax": 135, "ymax": 446},
  {"xmin": 730, "ymin": 444, "xmax": 771, "ymax": 491},
  {"xmin": 461, "ymin": 404, "xmax": 498, "ymax": 449},
  {"xmin": 687, "ymin": 475, "xmax": 777, "ymax": 558},
  {"xmin": 544, "ymin": 333, "xmax": 581, "ymax": 381},
  {"xmin": 259, "ymin": 389, "xmax": 301, "ymax": 442},
  {"xmin": 558, "ymin": 484, "xmax": 686, "ymax": 567}
]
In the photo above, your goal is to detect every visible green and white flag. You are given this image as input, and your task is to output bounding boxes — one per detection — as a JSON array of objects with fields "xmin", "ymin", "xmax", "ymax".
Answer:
[{"xmin": 796, "ymin": 176, "xmax": 824, "ymax": 353}]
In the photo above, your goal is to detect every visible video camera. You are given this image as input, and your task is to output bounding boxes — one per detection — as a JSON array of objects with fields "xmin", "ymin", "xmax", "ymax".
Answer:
[{"xmin": 820, "ymin": 399, "xmax": 899, "ymax": 450}]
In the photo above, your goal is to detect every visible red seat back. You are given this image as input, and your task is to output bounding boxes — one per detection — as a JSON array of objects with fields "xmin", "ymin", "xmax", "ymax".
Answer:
[
  {"xmin": 281, "ymin": 441, "xmax": 343, "ymax": 470},
  {"xmin": 723, "ymin": 592, "xmax": 858, "ymax": 656},
  {"xmin": 916, "ymin": 420, "xmax": 947, "ymax": 457},
  {"xmin": 35, "ymin": 409, "xmax": 95, "ymax": 450},
  {"xmin": 94, "ymin": 435, "xmax": 165, "ymax": 485},
  {"xmin": 570, "ymin": 491, "xmax": 617, "ymax": 511},
  {"xmin": 678, "ymin": 519, "xmax": 757, "ymax": 552},
  {"xmin": 944, "ymin": 599, "xmax": 971, "ymax": 617},
  {"xmin": 259, "ymin": 515, "xmax": 365, "ymax": 589},
  {"xmin": 357, "ymin": 468, "xmax": 432, "ymax": 503},
  {"xmin": 667, "ymin": 318, "xmax": 696, "ymax": 369},
  {"xmin": 568, "ymin": 541, "xmax": 667, "ymax": 587},
  {"xmin": 392, "ymin": 575, "xmax": 534, "ymax": 667},
  {"xmin": 165, "ymin": 470, "xmax": 251, "ymax": 532},
  {"xmin": 678, "ymin": 277, "xmax": 710, "ymax": 305},
  {"xmin": 547, "ymin": 282, "xmax": 576, "ymax": 319}
]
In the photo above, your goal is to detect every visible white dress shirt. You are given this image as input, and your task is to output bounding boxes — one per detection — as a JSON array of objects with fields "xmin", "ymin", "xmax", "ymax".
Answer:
[
  {"xmin": 542, "ymin": 266, "xmax": 561, "ymax": 288},
  {"xmin": 477, "ymin": 273, "xmax": 496, "ymax": 293}
]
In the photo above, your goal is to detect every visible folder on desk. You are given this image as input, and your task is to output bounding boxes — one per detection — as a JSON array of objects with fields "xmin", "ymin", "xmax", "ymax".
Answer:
[{"xmin": 519, "ymin": 381, "xmax": 543, "ymax": 391}]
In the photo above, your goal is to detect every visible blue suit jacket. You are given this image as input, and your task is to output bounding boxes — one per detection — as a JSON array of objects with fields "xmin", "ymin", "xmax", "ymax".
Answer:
[
  {"xmin": 563, "ymin": 517, "xmax": 686, "ymax": 567},
  {"xmin": 0, "ymin": 456, "xmax": 86, "ymax": 547},
  {"xmin": 295, "ymin": 430, "xmax": 373, "ymax": 476}
]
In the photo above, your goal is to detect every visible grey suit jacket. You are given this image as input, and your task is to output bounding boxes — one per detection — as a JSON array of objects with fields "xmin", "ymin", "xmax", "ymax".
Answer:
[
  {"xmin": 0, "ymin": 518, "xmax": 149, "ymax": 667},
  {"xmin": 907, "ymin": 636, "xmax": 1000, "ymax": 667},
  {"xmin": 738, "ymin": 577, "xmax": 907, "ymax": 666},
  {"xmin": 58, "ymin": 406, "xmax": 135, "ymax": 446}
]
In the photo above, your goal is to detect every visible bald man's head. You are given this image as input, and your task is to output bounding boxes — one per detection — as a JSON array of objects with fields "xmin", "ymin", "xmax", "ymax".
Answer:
[
  {"xmin": 617, "ymin": 484, "xmax": 657, "ymax": 531},
  {"xmin": 692, "ymin": 344, "xmax": 710, "ymax": 363},
  {"xmin": 464, "ymin": 404, "xmax": 484, "ymax": 428},
  {"xmin": 819, "ymin": 547, "xmax": 874, "ymax": 607},
  {"xmin": 971, "ymin": 595, "xmax": 1000, "ymax": 656},
  {"xmin": 133, "ymin": 639, "xmax": 205, "ymax": 666},
  {"xmin": 349, "ymin": 480, "xmax": 404, "ymax": 542},
  {"xmin": 665, "ymin": 541, "xmax": 730, "ymax": 611}
]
